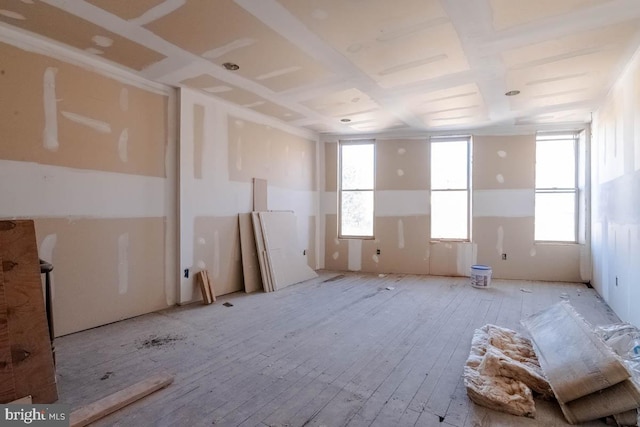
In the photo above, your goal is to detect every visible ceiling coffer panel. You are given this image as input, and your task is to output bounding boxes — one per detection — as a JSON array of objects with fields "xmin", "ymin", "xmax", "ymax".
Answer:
[
  {"xmin": 490, "ymin": 0, "xmax": 612, "ymax": 31},
  {"xmin": 86, "ymin": 0, "xmax": 166, "ymax": 21},
  {"xmin": 503, "ymin": 21, "xmax": 640, "ymax": 110},
  {"xmin": 0, "ymin": 0, "xmax": 166, "ymax": 71},
  {"xmin": 302, "ymin": 88, "xmax": 381, "ymax": 118},
  {"xmin": 144, "ymin": 0, "xmax": 330, "ymax": 92},
  {"xmin": 277, "ymin": 0, "xmax": 469, "ymax": 88}
]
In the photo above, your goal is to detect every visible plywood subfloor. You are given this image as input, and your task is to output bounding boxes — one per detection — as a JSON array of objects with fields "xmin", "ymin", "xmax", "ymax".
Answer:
[{"xmin": 55, "ymin": 272, "xmax": 620, "ymax": 426}]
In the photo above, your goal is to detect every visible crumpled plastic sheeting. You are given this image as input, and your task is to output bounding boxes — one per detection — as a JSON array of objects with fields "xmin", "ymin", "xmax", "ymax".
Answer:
[
  {"xmin": 595, "ymin": 323, "xmax": 640, "ymax": 427},
  {"xmin": 464, "ymin": 324, "xmax": 552, "ymax": 418}
]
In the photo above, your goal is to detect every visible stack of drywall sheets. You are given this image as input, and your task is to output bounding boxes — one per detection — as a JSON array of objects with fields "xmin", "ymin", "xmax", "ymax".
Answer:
[
  {"xmin": 249, "ymin": 211, "xmax": 317, "ymax": 292},
  {"xmin": 523, "ymin": 301, "xmax": 640, "ymax": 424}
]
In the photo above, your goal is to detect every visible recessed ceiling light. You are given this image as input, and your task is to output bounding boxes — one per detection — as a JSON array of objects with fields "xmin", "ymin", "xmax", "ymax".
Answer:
[
  {"xmin": 222, "ymin": 62, "xmax": 240, "ymax": 71},
  {"xmin": 340, "ymin": 118, "xmax": 351, "ymax": 123},
  {"xmin": 505, "ymin": 90, "xmax": 521, "ymax": 96}
]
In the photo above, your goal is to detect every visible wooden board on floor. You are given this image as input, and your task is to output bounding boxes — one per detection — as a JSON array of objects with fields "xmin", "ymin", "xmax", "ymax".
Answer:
[
  {"xmin": 238, "ymin": 213, "xmax": 263, "ymax": 293},
  {"xmin": 69, "ymin": 373, "xmax": 174, "ymax": 427},
  {"xmin": 0, "ymin": 220, "xmax": 57, "ymax": 403},
  {"xmin": 0, "ymin": 255, "xmax": 17, "ymax": 403},
  {"xmin": 251, "ymin": 212, "xmax": 273, "ymax": 292},
  {"xmin": 197, "ymin": 270, "xmax": 215, "ymax": 304}
]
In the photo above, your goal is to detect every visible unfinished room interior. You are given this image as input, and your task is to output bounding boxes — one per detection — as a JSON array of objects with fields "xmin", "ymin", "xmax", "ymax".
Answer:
[{"xmin": 1, "ymin": 0, "xmax": 640, "ymax": 426}]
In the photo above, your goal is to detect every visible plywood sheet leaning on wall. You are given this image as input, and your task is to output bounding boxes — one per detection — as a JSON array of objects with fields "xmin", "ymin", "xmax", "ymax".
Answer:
[
  {"xmin": 522, "ymin": 301, "xmax": 629, "ymax": 403},
  {"xmin": 196, "ymin": 270, "xmax": 215, "ymax": 305},
  {"xmin": 0, "ymin": 255, "xmax": 17, "ymax": 403},
  {"xmin": 238, "ymin": 214, "xmax": 263, "ymax": 293},
  {"xmin": 258, "ymin": 211, "xmax": 317, "ymax": 291},
  {"xmin": 0, "ymin": 220, "xmax": 57, "ymax": 403},
  {"xmin": 251, "ymin": 212, "xmax": 273, "ymax": 292}
]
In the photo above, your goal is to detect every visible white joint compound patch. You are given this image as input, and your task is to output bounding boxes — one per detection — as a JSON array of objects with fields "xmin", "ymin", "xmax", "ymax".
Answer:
[
  {"xmin": 496, "ymin": 174, "xmax": 505, "ymax": 184},
  {"xmin": 202, "ymin": 37, "xmax": 256, "ymax": 59},
  {"xmin": 197, "ymin": 260, "xmax": 206, "ymax": 269},
  {"xmin": 119, "ymin": 88, "xmax": 129, "ymax": 112},
  {"xmin": 197, "ymin": 237, "xmax": 206, "ymax": 245},
  {"xmin": 92, "ymin": 35, "xmax": 113, "ymax": 48},
  {"xmin": 372, "ymin": 254, "xmax": 379, "ymax": 263},
  {"xmin": 398, "ymin": 147, "xmax": 406, "ymax": 155},
  {"xmin": 118, "ymin": 128, "xmax": 129, "ymax": 162},
  {"xmin": 43, "ymin": 67, "xmax": 59, "ymax": 151},
  {"xmin": 334, "ymin": 237, "xmax": 340, "ymax": 245},
  {"xmin": 530, "ymin": 247, "xmax": 537, "ymax": 257},
  {"xmin": 236, "ymin": 137, "xmax": 243, "ymax": 171},
  {"xmin": 62, "ymin": 111, "xmax": 112, "ymax": 134},
  {"xmin": 397, "ymin": 169, "xmax": 405, "ymax": 176},
  {"xmin": 129, "ymin": 0, "xmax": 187, "ymax": 26},
  {"xmin": 213, "ymin": 230, "xmax": 220, "ymax": 279},
  {"xmin": 117, "ymin": 233, "xmax": 129, "ymax": 295},
  {"xmin": 497, "ymin": 226, "xmax": 504, "ymax": 255},
  {"xmin": 497, "ymin": 150, "xmax": 507, "ymax": 158},
  {"xmin": 332, "ymin": 251, "xmax": 339, "ymax": 260},
  {"xmin": 398, "ymin": 219, "xmax": 405, "ymax": 249},
  {"xmin": 0, "ymin": 10, "xmax": 26, "ymax": 20}
]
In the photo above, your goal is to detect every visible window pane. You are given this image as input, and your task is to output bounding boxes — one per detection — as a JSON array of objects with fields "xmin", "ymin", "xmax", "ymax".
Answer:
[
  {"xmin": 341, "ymin": 191, "xmax": 374, "ymax": 236},
  {"xmin": 535, "ymin": 192, "xmax": 576, "ymax": 241},
  {"xmin": 536, "ymin": 139, "xmax": 575, "ymax": 188},
  {"xmin": 431, "ymin": 190, "xmax": 468, "ymax": 239},
  {"xmin": 341, "ymin": 144, "xmax": 374, "ymax": 190},
  {"xmin": 431, "ymin": 140, "xmax": 468, "ymax": 189}
]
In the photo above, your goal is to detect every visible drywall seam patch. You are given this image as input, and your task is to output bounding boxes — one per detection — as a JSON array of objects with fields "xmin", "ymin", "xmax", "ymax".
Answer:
[
  {"xmin": 0, "ymin": 10, "xmax": 25, "ymax": 20},
  {"xmin": 118, "ymin": 128, "xmax": 129, "ymax": 162},
  {"xmin": 398, "ymin": 219, "xmax": 405, "ymax": 249},
  {"xmin": 213, "ymin": 230, "xmax": 220, "ymax": 279},
  {"xmin": 43, "ymin": 67, "xmax": 59, "ymax": 151},
  {"xmin": 118, "ymin": 232, "xmax": 129, "ymax": 295},
  {"xmin": 119, "ymin": 88, "xmax": 129, "ymax": 111},
  {"xmin": 91, "ymin": 35, "xmax": 113, "ymax": 47},
  {"xmin": 348, "ymin": 239, "xmax": 362, "ymax": 271},
  {"xmin": 129, "ymin": 0, "xmax": 187, "ymax": 26},
  {"xmin": 497, "ymin": 226, "xmax": 504, "ymax": 256},
  {"xmin": 61, "ymin": 111, "xmax": 112, "ymax": 134},
  {"xmin": 201, "ymin": 37, "xmax": 256, "ymax": 59}
]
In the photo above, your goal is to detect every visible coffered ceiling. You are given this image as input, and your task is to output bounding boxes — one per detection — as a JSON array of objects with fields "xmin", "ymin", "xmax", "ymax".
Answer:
[{"xmin": 1, "ymin": 0, "xmax": 639, "ymax": 135}]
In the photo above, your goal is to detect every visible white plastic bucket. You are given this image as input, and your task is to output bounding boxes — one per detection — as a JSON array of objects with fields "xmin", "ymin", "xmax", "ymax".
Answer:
[{"xmin": 470, "ymin": 264, "xmax": 492, "ymax": 288}]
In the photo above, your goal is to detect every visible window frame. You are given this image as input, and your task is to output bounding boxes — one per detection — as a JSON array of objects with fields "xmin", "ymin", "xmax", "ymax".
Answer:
[
  {"xmin": 534, "ymin": 132, "xmax": 579, "ymax": 243},
  {"xmin": 429, "ymin": 136, "xmax": 472, "ymax": 242},
  {"xmin": 338, "ymin": 139, "xmax": 376, "ymax": 239}
]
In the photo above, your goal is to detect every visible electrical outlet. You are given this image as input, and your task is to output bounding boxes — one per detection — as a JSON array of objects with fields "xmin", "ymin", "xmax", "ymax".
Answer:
[
  {"xmin": 184, "ymin": 268, "xmax": 189, "ymax": 278},
  {"xmin": 376, "ymin": 249, "xmax": 381, "ymax": 255},
  {"xmin": 303, "ymin": 249, "xmax": 306, "ymax": 256},
  {"xmin": 615, "ymin": 276, "xmax": 618, "ymax": 287},
  {"xmin": 501, "ymin": 253, "xmax": 507, "ymax": 260}
]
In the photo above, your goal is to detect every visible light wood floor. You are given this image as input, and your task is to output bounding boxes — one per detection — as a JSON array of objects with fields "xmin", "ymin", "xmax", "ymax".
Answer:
[{"xmin": 56, "ymin": 271, "xmax": 621, "ymax": 427}]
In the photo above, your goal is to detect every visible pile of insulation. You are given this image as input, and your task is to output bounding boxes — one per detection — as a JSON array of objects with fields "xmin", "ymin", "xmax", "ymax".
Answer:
[{"xmin": 463, "ymin": 324, "xmax": 553, "ymax": 418}]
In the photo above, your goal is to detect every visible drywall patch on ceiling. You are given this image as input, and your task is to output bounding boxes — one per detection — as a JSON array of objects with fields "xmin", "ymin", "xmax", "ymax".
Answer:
[
  {"xmin": 0, "ymin": 0, "xmax": 166, "ymax": 71},
  {"xmin": 43, "ymin": 67, "xmax": 59, "ymax": 152},
  {"xmin": 144, "ymin": 0, "xmax": 329, "ymax": 92},
  {"xmin": 85, "ymin": 47, "xmax": 103, "ymax": 55},
  {"xmin": 91, "ymin": 35, "xmax": 113, "ymax": 47},
  {"xmin": 489, "ymin": 0, "xmax": 610, "ymax": 31},
  {"xmin": 0, "ymin": 10, "xmax": 25, "ymax": 20},
  {"xmin": 497, "ymin": 150, "xmax": 507, "ymax": 158}
]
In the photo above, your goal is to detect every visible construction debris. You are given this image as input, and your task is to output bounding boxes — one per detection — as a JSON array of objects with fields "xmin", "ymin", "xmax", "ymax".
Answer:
[
  {"xmin": 464, "ymin": 324, "xmax": 551, "ymax": 418},
  {"xmin": 523, "ymin": 302, "xmax": 640, "ymax": 424}
]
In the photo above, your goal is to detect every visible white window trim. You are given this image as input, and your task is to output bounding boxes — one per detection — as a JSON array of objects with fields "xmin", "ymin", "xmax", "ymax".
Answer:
[
  {"xmin": 338, "ymin": 139, "xmax": 376, "ymax": 239},
  {"xmin": 430, "ymin": 136, "xmax": 472, "ymax": 242},
  {"xmin": 534, "ymin": 132, "xmax": 580, "ymax": 243}
]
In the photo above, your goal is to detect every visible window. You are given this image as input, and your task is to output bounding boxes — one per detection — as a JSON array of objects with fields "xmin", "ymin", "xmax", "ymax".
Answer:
[
  {"xmin": 535, "ymin": 132, "xmax": 578, "ymax": 242},
  {"xmin": 339, "ymin": 140, "xmax": 375, "ymax": 238},
  {"xmin": 430, "ymin": 137, "xmax": 471, "ymax": 240}
]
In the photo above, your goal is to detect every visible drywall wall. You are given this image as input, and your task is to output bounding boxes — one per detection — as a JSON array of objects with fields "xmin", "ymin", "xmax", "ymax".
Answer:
[
  {"xmin": 178, "ymin": 88, "xmax": 319, "ymax": 304},
  {"xmin": 322, "ymin": 135, "xmax": 588, "ymax": 282},
  {"xmin": 0, "ymin": 30, "xmax": 177, "ymax": 336},
  {"xmin": 591, "ymin": 45, "xmax": 640, "ymax": 328}
]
